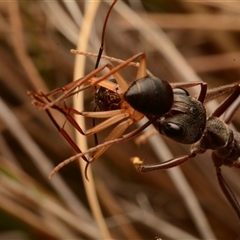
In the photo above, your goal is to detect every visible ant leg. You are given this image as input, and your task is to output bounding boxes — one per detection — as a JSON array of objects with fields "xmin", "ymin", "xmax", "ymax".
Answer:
[
  {"xmin": 211, "ymin": 84, "xmax": 240, "ymax": 119},
  {"xmin": 170, "ymin": 81, "xmax": 207, "ymax": 103},
  {"xmin": 49, "ymin": 116, "xmax": 158, "ymax": 178},
  {"xmin": 222, "ymin": 92, "xmax": 240, "ymax": 124},
  {"xmin": 215, "ymin": 164, "xmax": 240, "ymax": 219},
  {"xmin": 205, "ymin": 82, "xmax": 240, "ymax": 103},
  {"xmin": 132, "ymin": 153, "xmax": 196, "ymax": 173}
]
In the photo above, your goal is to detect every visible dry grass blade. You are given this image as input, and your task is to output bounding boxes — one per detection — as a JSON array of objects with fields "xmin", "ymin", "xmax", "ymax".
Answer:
[
  {"xmin": 7, "ymin": 2, "xmax": 48, "ymax": 92},
  {"xmin": 72, "ymin": 1, "xmax": 112, "ymax": 239},
  {"xmin": 0, "ymin": 157, "xmax": 100, "ymax": 239},
  {"xmin": 1, "ymin": 0, "xmax": 240, "ymax": 239},
  {"xmin": 0, "ymin": 98, "xmax": 93, "ymax": 222}
]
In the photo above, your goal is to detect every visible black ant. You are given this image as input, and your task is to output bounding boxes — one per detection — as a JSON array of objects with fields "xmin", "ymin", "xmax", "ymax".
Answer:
[
  {"xmin": 27, "ymin": 0, "xmax": 240, "ymax": 220},
  {"xmin": 43, "ymin": 75, "xmax": 240, "ymax": 220},
  {"xmin": 132, "ymin": 82, "xmax": 240, "ymax": 220},
  {"xmin": 29, "ymin": 51, "xmax": 209, "ymax": 176}
]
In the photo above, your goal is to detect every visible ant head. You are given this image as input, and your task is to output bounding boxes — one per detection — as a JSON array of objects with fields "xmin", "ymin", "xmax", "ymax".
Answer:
[
  {"xmin": 123, "ymin": 76, "xmax": 173, "ymax": 116},
  {"xmin": 156, "ymin": 88, "xmax": 206, "ymax": 144},
  {"xmin": 95, "ymin": 83, "xmax": 122, "ymax": 111}
]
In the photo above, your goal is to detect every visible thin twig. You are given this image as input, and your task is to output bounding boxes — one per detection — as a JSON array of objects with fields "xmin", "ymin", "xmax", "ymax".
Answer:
[{"xmin": 72, "ymin": 1, "xmax": 112, "ymax": 239}]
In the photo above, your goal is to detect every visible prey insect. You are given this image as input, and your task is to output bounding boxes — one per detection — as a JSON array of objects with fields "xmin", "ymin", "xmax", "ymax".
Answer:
[
  {"xmin": 29, "ymin": 49, "xmax": 210, "ymax": 177},
  {"xmin": 28, "ymin": 0, "xmax": 119, "ymax": 166}
]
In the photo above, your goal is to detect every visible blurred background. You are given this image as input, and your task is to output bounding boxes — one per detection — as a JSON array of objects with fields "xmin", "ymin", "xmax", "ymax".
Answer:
[{"xmin": 1, "ymin": 1, "xmax": 240, "ymax": 239}]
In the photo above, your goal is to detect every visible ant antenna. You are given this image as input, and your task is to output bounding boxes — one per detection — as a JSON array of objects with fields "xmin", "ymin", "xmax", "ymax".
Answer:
[
  {"xmin": 94, "ymin": 0, "xmax": 118, "ymax": 69},
  {"xmin": 93, "ymin": 0, "xmax": 118, "ymax": 145}
]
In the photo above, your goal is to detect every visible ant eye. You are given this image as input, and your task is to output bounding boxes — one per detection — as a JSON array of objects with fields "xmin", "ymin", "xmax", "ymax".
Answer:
[
  {"xmin": 162, "ymin": 123, "xmax": 183, "ymax": 138},
  {"xmin": 173, "ymin": 88, "xmax": 189, "ymax": 96}
]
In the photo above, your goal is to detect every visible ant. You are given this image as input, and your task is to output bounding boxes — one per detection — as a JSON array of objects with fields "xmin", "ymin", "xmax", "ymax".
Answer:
[
  {"xmin": 132, "ymin": 82, "xmax": 240, "ymax": 220},
  {"xmin": 28, "ymin": 0, "xmax": 240, "ymax": 220},
  {"xmin": 45, "ymin": 79, "xmax": 240, "ymax": 221},
  {"xmin": 28, "ymin": 0, "xmax": 208, "ymax": 175},
  {"xmin": 29, "ymin": 50, "xmax": 209, "ymax": 176}
]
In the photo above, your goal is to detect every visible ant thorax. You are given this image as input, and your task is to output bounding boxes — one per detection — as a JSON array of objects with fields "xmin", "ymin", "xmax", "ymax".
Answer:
[{"xmin": 192, "ymin": 116, "xmax": 240, "ymax": 168}]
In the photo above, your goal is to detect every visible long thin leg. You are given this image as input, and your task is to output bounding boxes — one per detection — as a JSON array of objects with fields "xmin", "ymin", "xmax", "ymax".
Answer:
[
  {"xmin": 84, "ymin": 118, "xmax": 134, "ymax": 179},
  {"xmin": 45, "ymin": 64, "xmax": 110, "ymax": 107},
  {"xmin": 45, "ymin": 109, "xmax": 89, "ymax": 163},
  {"xmin": 84, "ymin": 113, "xmax": 130, "ymax": 136},
  {"xmin": 170, "ymin": 81, "xmax": 207, "ymax": 103},
  {"xmin": 49, "ymin": 116, "xmax": 159, "ymax": 178},
  {"xmin": 45, "ymin": 52, "xmax": 145, "ymax": 109},
  {"xmin": 215, "ymin": 165, "xmax": 240, "ymax": 220},
  {"xmin": 70, "ymin": 49, "xmax": 154, "ymax": 76},
  {"xmin": 79, "ymin": 52, "xmax": 146, "ymax": 92},
  {"xmin": 222, "ymin": 93, "xmax": 240, "ymax": 124},
  {"xmin": 204, "ymin": 82, "xmax": 240, "ymax": 103},
  {"xmin": 211, "ymin": 84, "xmax": 240, "ymax": 119},
  {"xmin": 132, "ymin": 153, "xmax": 196, "ymax": 173}
]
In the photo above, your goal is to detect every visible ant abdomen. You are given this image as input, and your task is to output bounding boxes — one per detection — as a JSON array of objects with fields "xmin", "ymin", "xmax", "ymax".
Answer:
[{"xmin": 124, "ymin": 76, "xmax": 173, "ymax": 116}]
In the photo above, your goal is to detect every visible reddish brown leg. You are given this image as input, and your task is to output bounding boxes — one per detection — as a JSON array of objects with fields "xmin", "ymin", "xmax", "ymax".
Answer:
[
  {"xmin": 46, "ymin": 52, "xmax": 146, "ymax": 109},
  {"xmin": 32, "ymin": 92, "xmax": 89, "ymax": 162},
  {"xmin": 45, "ymin": 108, "xmax": 89, "ymax": 163},
  {"xmin": 49, "ymin": 116, "xmax": 159, "ymax": 178},
  {"xmin": 170, "ymin": 81, "xmax": 207, "ymax": 103},
  {"xmin": 132, "ymin": 153, "xmax": 196, "ymax": 173},
  {"xmin": 42, "ymin": 63, "xmax": 112, "ymax": 109},
  {"xmin": 210, "ymin": 84, "xmax": 240, "ymax": 220},
  {"xmin": 215, "ymin": 165, "xmax": 240, "ymax": 219},
  {"xmin": 211, "ymin": 84, "xmax": 240, "ymax": 119},
  {"xmin": 205, "ymin": 82, "xmax": 240, "ymax": 103}
]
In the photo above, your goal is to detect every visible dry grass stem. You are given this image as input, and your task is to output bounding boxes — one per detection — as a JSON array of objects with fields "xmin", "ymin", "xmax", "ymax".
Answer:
[{"xmin": 1, "ymin": 0, "xmax": 240, "ymax": 239}]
